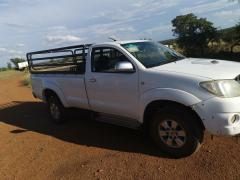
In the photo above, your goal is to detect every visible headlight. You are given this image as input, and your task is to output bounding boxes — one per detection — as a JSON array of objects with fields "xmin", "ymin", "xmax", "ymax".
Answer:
[{"xmin": 200, "ymin": 80, "xmax": 240, "ymax": 98}]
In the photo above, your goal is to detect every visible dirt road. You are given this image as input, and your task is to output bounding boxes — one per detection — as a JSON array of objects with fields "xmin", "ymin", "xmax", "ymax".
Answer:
[{"xmin": 0, "ymin": 71, "xmax": 240, "ymax": 180}]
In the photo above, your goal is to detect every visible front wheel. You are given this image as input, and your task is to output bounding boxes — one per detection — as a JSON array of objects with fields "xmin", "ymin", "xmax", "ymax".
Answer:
[{"xmin": 149, "ymin": 106, "xmax": 204, "ymax": 158}]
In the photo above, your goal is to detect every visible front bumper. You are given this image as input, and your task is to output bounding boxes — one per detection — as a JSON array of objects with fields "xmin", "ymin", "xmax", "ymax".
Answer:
[{"xmin": 193, "ymin": 96, "xmax": 240, "ymax": 136}]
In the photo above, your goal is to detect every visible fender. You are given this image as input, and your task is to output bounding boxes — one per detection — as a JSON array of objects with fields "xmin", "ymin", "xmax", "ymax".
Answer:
[
  {"xmin": 42, "ymin": 80, "xmax": 69, "ymax": 107},
  {"xmin": 139, "ymin": 88, "xmax": 202, "ymax": 122}
]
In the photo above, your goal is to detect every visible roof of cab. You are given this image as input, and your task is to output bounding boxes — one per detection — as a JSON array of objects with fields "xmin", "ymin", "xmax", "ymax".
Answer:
[{"xmin": 93, "ymin": 39, "xmax": 150, "ymax": 47}]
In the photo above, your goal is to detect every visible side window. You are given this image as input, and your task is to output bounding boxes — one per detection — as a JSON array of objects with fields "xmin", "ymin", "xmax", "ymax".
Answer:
[{"xmin": 92, "ymin": 47, "xmax": 130, "ymax": 73}]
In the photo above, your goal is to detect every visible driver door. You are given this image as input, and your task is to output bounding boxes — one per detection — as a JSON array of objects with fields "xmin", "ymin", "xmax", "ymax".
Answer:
[{"xmin": 86, "ymin": 47, "xmax": 139, "ymax": 119}]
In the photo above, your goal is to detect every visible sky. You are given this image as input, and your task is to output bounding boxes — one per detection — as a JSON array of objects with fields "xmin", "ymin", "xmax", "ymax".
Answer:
[{"xmin": 0, "ymin": 0, "xmax": 239, "ymax": 67}]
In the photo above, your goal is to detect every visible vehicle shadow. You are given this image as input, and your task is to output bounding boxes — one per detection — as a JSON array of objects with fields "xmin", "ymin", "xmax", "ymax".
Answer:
[{"xmin": 0, "ymin": 101, "xmax": 170, "ymax": 158}]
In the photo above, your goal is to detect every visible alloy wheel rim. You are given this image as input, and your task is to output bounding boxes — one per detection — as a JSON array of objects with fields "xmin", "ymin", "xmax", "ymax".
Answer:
[{"xmin": 158, "ymin": 119, "xmax": 187, "ymax": 148}]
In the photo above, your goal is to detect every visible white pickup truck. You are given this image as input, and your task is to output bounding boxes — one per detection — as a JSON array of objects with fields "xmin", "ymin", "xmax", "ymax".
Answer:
[{"xmin": 27, "ymin": 40, "xmax": 240, "ymax": 158}]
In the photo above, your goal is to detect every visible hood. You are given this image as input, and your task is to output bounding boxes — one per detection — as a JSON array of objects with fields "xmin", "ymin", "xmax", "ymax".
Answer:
[{"xmin": 151, "ymin": 58, "xmax": 240, "ymax": 80}]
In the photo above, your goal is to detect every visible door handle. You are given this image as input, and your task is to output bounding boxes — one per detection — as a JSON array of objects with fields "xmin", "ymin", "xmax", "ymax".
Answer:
[{"xmin": 89, "ymin": 78, "xmax": 96, "ymax": 83}]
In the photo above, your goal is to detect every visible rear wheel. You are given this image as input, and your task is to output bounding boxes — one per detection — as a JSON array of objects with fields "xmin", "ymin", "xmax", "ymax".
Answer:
[
  {"xmin": 149, "ymin": 106, "xmax": 203, "ymax": 158},
  {"xmin": 47, "ymin": 95, "xmax": 66, "ymax": 124}
]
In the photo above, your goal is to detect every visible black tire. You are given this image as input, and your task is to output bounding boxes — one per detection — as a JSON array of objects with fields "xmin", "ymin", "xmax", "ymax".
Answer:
[
  {"xmin": 149, "ymin": 106, "xmax": 204, "ymax": 158},
  {"xmin": 47, "ymin": 95, "xmax": 66, "ymax": 124}
]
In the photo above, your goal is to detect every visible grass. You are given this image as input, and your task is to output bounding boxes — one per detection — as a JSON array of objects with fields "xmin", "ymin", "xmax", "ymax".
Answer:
[
  {"xmin": 0, "ymin": 70, "xmax": 22, "ymax": 80},
  {"xmin": 21, "ymin": 72, "xmax": 31, "ymax": 87},
  {"xmin": 0, "ymin": 70, "xmax": 31, "ymax": 87}
]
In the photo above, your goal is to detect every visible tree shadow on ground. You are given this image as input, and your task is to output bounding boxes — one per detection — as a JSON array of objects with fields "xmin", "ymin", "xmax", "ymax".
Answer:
[{"xmin": 0, "ymin": 101, "xmax": 171, "ymax": 158}]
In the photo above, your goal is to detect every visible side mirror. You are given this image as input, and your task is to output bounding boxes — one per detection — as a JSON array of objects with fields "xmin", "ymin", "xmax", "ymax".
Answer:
[{"xmin": 115, "ymin": 61, "xmax": 135, "ymax": 73}]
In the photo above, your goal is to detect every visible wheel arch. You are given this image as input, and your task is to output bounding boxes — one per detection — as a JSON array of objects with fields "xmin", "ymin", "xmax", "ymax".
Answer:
[
  {"xmin": 43, "ymin": 89, "xmax": 58, "ymax": 100},
  {"xmin": 139, "ymin": 88, "xmax": 202, "ymax": 121},
  {"xmin": 142, "ymin": 100, "xmax": 205, "ymax": 134},
  {"xmin": 42, "ymin": 87, "xmax": 68, "ymax": 107}
]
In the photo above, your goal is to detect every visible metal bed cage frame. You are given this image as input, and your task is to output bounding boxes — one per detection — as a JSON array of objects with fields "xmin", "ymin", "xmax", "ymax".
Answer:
[{"xmin": 26, "ymin": 44, "xmax": 92, "ymax": 74}]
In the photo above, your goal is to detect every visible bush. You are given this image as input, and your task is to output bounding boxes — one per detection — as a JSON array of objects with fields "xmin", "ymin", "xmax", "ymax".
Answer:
[
  {"xmin": 21, "ymin": 71, "xmax": 31, "ymax": 87},
  {"xmin": 0, "ymin": 67, "xmax": 8, "ymax": 72}
]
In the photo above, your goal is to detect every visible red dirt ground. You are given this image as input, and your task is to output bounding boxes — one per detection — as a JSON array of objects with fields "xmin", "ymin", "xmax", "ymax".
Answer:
[{"xmin": 0, "ymin": 72, "xmax": 240, "ymax": 180}]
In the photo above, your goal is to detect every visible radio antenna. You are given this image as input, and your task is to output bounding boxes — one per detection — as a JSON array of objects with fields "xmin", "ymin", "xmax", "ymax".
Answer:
[{"xmin": 109, "ymin": 37, "xmax": 118, "ymax": 42}]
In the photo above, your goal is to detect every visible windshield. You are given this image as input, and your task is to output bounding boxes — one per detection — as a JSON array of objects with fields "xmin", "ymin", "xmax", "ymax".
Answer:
[{"xmin": 121, "ymin": 41, "xmax": 185, "ymax": 68}]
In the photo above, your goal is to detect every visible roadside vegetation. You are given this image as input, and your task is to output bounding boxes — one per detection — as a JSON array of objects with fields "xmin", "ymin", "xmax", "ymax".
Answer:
[
  {"xmin": 0, "ymin": 57, "xmax": 30, "ymax": 86},
  {"xmin": 0, "ymin": 61, "xmax": 15, "ymax": 79},
  {"xmin": 0, "ymin": 69, "xmax": 30, "ymax": 87},
  {"xmin": 0, "ymin": 58, "xmax": 30, "ymax": 86},
  {"xmin": 21, "ymin": 70, "xmax": 31, "ymax": 87},
  {"xmin": 0, "ymin": 66, "xmax": 11, "ymax": 72},
  {"xmin": 162, "ymin": 13, "xmax": 240, "ymax": 61},
  {"xmin": 0, "ymin": 70, "xmax": 22, "ymax": 80}
]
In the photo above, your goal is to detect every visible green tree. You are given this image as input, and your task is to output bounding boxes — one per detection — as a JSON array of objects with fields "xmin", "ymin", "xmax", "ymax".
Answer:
[
  {"xmin": 236, "ymin": 22, "xmax": 240, "ymax": 39},
  {"xmin": 7, "ymin": 62, "xmax": 12, "ymax": 69},
  {"xmin": 221, "ymin": 22, "xmax": 240, "ymax": 53},
  {"xmin": 231, "ymin": 22, "xmax": 240, "ymax": 52},
  {"xmin": 10, "ymin": 58, "xmax": 26, "ymax": 68},
  {"xmin": 172, "ymin": 13, "xmax": 217, "ymax": 56}
]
